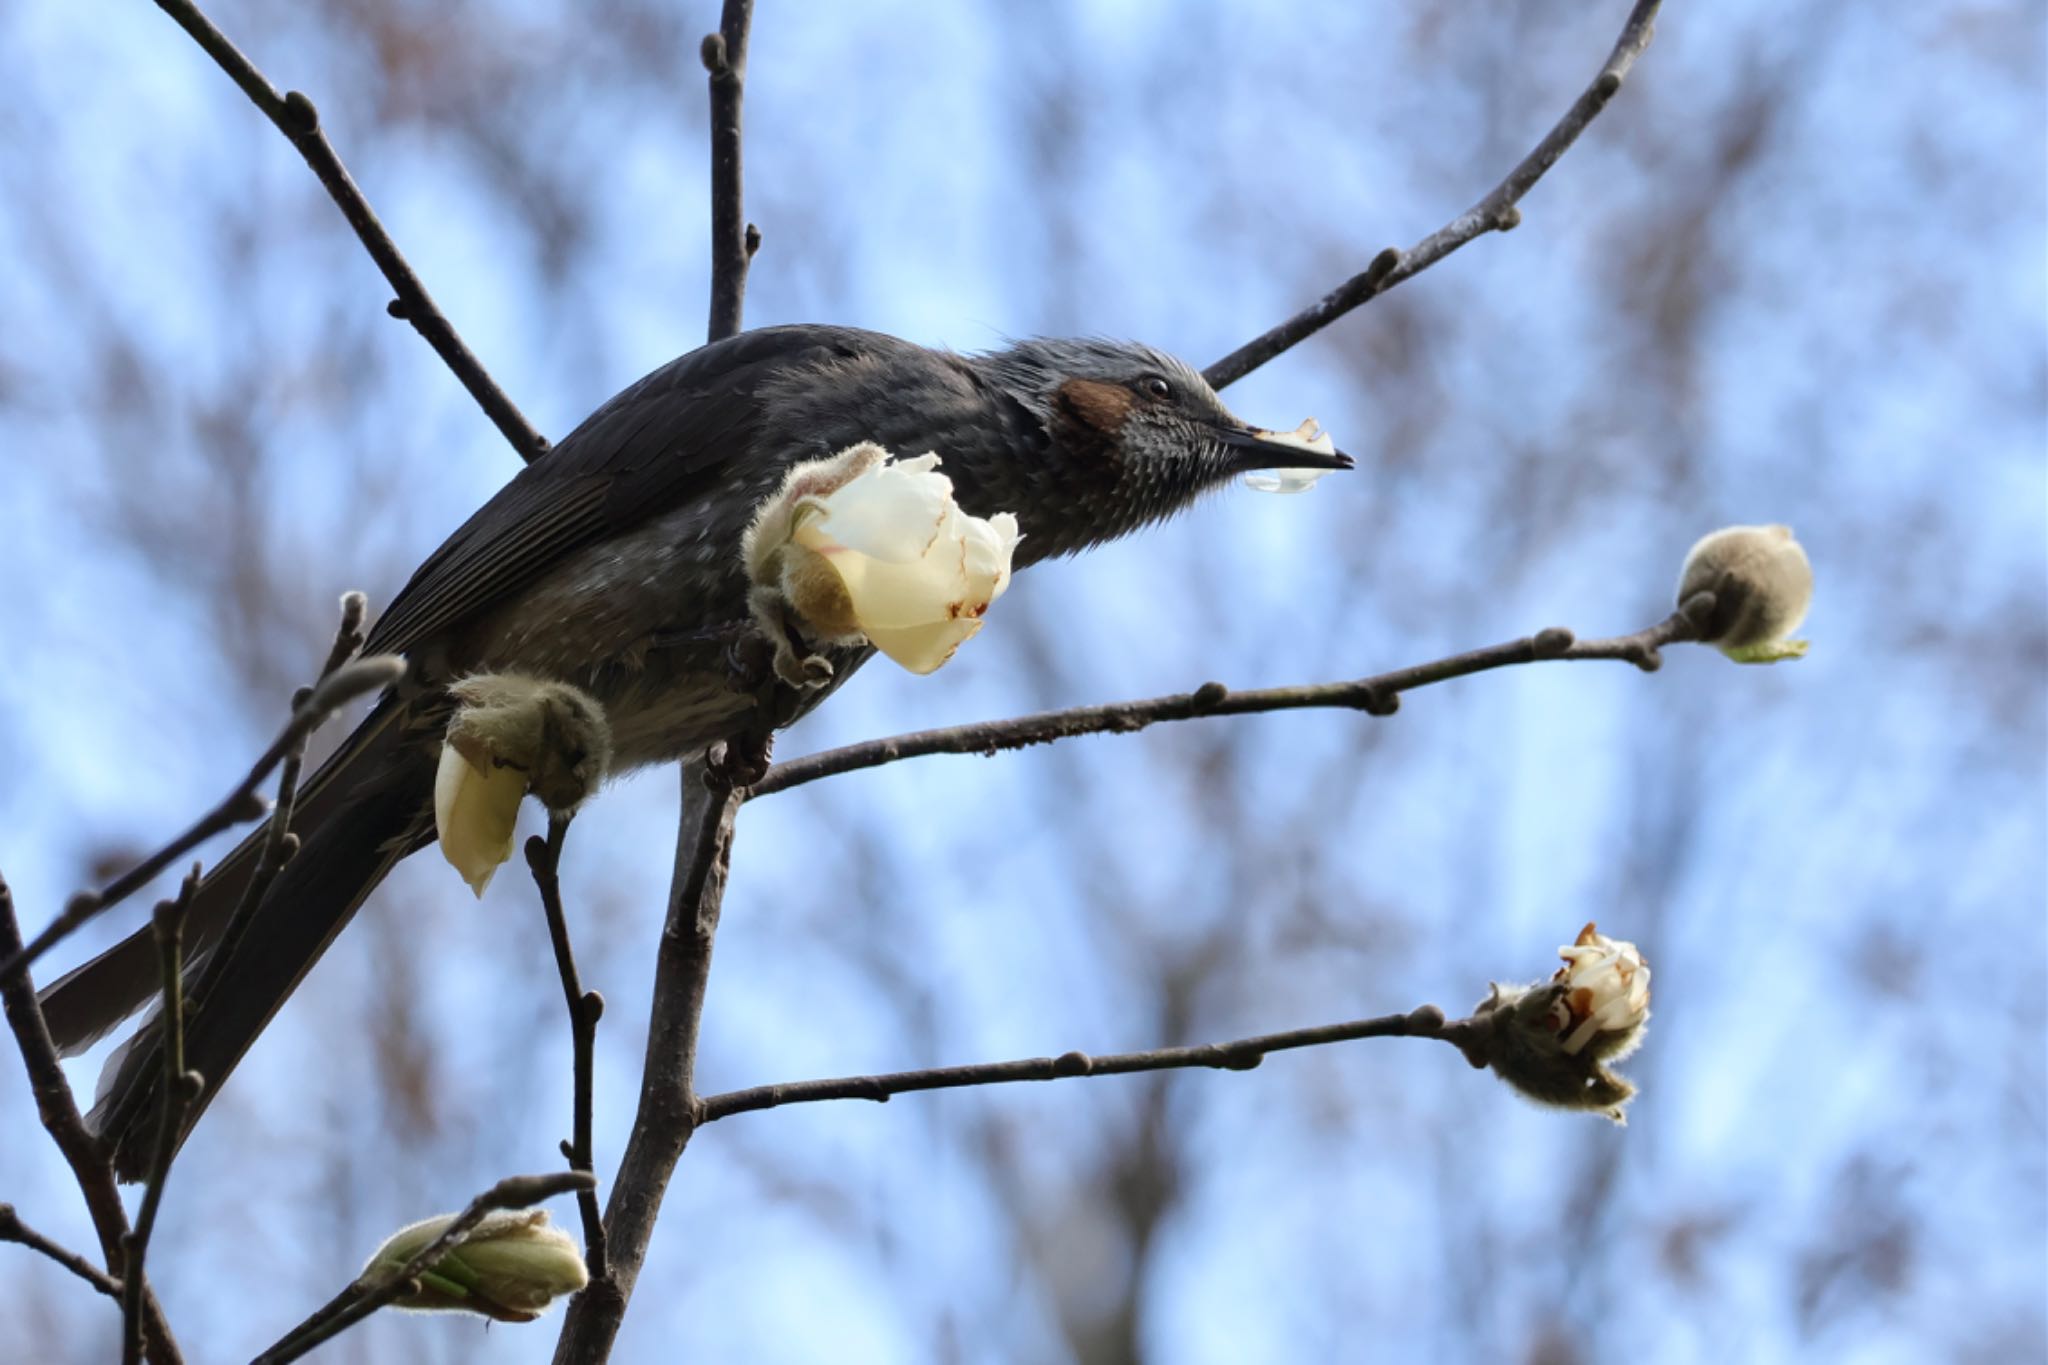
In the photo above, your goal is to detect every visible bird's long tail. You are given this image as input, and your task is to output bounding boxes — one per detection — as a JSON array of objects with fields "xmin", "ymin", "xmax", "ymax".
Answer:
[{"xmin": 37, "ymin": 697, "xmax": 436, "ymax": 1181}]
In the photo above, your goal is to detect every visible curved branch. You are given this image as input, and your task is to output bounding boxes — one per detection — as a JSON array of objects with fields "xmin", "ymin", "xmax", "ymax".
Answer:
[
  {"xmin": 0, "ymin": 877, "xmax": 182, "ymax": 1363},
  {"xmin": 525, "ymin": 819, "xmax": 607, "ymax": 1281},
  {"xmin": 1203, "ymin": 0, "xmax": 1663, "ymax": 390},
  {"xmin": 150, "ymin": 0, "xmax": 551, "ymax": 462},
  {"xmin": 753, "ymin": 605, "xmax": 1705, "ymax": 798}
]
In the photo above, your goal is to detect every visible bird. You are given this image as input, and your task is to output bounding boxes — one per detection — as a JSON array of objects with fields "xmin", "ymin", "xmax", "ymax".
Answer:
[{"xmin": 35, "ymin": 323, "xmax": 1352, "ymax": 1178}]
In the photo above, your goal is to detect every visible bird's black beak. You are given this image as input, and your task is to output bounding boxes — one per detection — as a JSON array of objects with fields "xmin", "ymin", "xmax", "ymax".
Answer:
[{"xmin": 1212, "ymin": 424, "xmax": 1355, "ymax": 475}]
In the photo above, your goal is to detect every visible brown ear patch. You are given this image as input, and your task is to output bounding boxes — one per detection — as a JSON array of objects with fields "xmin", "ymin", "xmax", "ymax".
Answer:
[{"xmin": 1056, "ymin": 378, "xmax": 1135, "ymax": 435}]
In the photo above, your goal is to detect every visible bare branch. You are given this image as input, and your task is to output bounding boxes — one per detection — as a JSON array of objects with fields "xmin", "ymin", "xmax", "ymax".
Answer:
[
  {"xmin": 702, "ymin": 0, "xmax": 759, "ymax": 342},
  {"xmin": 552, "ymin": 745, "xmax": 755, "ymax": 1364},
  {"xmin": 0, "ymin": 875, "xmax": 183, "ymax": 1364},
  {"xmin": 149, "ymin": 0, "xmax": 551, "ymax": 461},
  {"xmin": 754, "ymin": 604, "xmax": 1707, "ymax": 798},
  {"xmin": 0, "ymin": 1203, "xmax": 123, "ymax": 1299},
  {"xmin": 0, "ymin": 636, "xmax": 401, "ymax": 987},
  {"xmin": 699, "ymin": 1005, "xmax": 1471, "ymax": 1121},
  {"xmin": 254, "ymin": 1171, "xmax": 596, "ymax": 1365},
  {"xmin": 91, "ymin": 598, "xmax": 377, "ymax": 1148},
  {"xmin": 1203, "ymin": 0, "xmax": 1663, "ymax": 390},
  {"xmin": 121, "ymin": 870, "xmax": 203, "ymax": 1365},
  {"xmin": 524, "ymin": 818, "xmax": 608, "ymax": 1281}
]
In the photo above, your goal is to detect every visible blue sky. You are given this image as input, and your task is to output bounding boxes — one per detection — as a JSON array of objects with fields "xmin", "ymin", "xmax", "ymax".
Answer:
[{"xmin": 0, "ymin": 2, "xmax": 2042, "ymax": 1361}]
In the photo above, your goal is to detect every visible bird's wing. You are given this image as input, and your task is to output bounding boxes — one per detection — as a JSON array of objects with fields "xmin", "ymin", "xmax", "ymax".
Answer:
[{"xmin": 362, "ymin": 325, "xmax": 876, "ymax": 661}]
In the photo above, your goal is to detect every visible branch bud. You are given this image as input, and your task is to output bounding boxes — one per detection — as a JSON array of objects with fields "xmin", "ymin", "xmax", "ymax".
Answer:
[
  {"xmin": 434, "ymin": 676, "xmax": 611, "ymax": 896},
  {"xmin": 1677, "ymin": 524, "xmax": 1813, "ymax": 663},
  {"xmin": 364, "ymin": 1208, "xmax": 588, "ymax": 1323}
]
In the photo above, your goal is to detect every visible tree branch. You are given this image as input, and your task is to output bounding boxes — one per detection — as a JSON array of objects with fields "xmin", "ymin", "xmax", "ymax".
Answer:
[
  {"xmin": 1202, "ymin": 0, "xmax": 1663, "ymax": 390},
  {"xmin": 149, "ymin": 0, "xmax": 551, "ymax": 462},
  {"xmin": 698, "ymin": 1005, "xmax": 1472, "ymax": 1121},
  {"xmin": 121, "ymin": 871, "xmax": 203, "ymax": 1365},
  {"xmin": 0, "ymin": 1203, "xmax": 123, "ymax": 1299},
  {"xmin": 253, "ymin": 1171, "xmax": 596, "ymax": 1365},
  {"xmin": 754, "ymin": 602, "xmax": 1708, "ymax": 798},
  {"xmin": 702, "ymin": 0, "xmax": 758, "ymax": 342},
  {"xmin": 0, "ymin": 875, "xmax": 183, "ymax": 1364},
  {"xmin": 551, "ymin": 749, "xmax": 751, "ymax": 1365},
  {"xmin": 525, "ymin": 817, "xmax": 608, "ymax": 1282}
]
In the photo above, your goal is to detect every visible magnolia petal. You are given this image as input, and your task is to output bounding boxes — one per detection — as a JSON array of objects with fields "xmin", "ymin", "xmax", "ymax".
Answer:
[
  {"xmin": 433, "ymin": 744, "xmax": 526, "ymax": 897},
  {"xmin": 1243, "ymin": 417, "xmax": 1341, "ymax": 494},
  {"xmin": 866, "ymin": 617, "xmax": 985, "ymax": 675},
  {"xmin": 960, "ymin": 510, "xmax": 1021, "ymax": 601},
  {"xmin": 806, "ymin": 457, "xmax": 955, "ymax": 563},
  {"xmin": 824, "ymin": 537, "xmax": 988, "ymax": 631}
]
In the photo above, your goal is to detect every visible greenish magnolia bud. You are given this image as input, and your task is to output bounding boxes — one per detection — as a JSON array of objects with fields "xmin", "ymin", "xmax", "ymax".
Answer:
[
  {"xmin": 434, "ymin": 675, "xmax": 611, "ymax": 896},
  {"xmin": 365, "ymin": 1208, "xmax": 589, "ymax": 1324},
  {"xmin": 741, "ymin": 441, "xmax": 1023, "ymax": 685},
  {"xmin": 1474, "ymin": 923, "xmax": 1652, "ymax": 1125},
  {"xmin": 1678, "ymin": 524, "xmax": 1813, "ymax": 663}
]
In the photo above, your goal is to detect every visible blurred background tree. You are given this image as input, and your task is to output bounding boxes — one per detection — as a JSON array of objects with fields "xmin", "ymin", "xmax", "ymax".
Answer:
[{"xmin": 0, "ymin": 1, "xmax": 2041, "ymax": 1361}]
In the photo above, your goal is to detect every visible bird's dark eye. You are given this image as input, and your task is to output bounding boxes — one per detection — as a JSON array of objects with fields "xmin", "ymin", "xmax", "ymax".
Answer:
[{"xmin": 1140, "ymin": 375, "xmax": 1173, "ymax": 401}]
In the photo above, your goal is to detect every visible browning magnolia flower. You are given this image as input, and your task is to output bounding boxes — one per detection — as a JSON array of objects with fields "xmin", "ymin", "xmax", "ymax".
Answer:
[
  {"xmin": 1471, "ymin": 923, "xmax": 1653, "ymax": 1124},
  {"xmin": 743, "ymin": 441, "xmax": 1022, "ymax": 683},
  {"xmin": 365, "ymin": 1208, "xmax": 589, "ymax": 1323}
]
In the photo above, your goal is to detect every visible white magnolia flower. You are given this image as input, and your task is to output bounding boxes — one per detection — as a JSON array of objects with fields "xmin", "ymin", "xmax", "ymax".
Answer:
[
  {"xmin": 744, "ymin": 441, "xmax": 1023, "ymax": 679},
  {"xmin": 1548, "ymin": 923, "xmax": 1652, "ymax": 1057},
  {"xmin": 1677, "ymin": 523, "xmax": 1814, "ymax": 662},
  {"xmin": 1241, "ymin": 418, "xmax": 1342, "ymax": 494},
  {"xmin": 434, "ymin": 676, "xmax": 611, "ymax": 896},
  {"xmin": 366, "ymin": 1208, "xmax": 589, "ymax": 1323}
]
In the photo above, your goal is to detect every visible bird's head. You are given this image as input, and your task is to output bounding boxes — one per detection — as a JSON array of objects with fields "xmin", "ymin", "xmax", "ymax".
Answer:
[{"xmin": 974, "ymin": 337, "xmax": 1352, "ymax": 561}]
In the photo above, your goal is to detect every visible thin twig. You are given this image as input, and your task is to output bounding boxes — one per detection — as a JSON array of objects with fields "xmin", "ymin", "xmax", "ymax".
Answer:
[
  {"xmin": 0, "ymin": 876, "xmax": 183, "ymax": 1364},
  {"xmin": 1203, "ymin": 0, "xmax": 1663, "ymax": 390},
  {"xmin": 525, "ymin": 818, "xmax": 608, "ymax": 1282},
  {"xmin": 551, "ymin": 747, "xmax": 753, "ymax": 1364},
  {"xmin": 149, "ymin": 0, "xmax": 550, "ymax": 462},
  {"xmin": 702, "ymin": 0, "xmax": 758, "ymax": 343},
  {"xmin": 92, "ymin": 599, "xmax": 377, "ymax": 1150},
  {"xmin": 254, "ymin": 1171, "xmax": 596, "ymax": 1365},
  {"xmin": 0, "ymin": 1203, "xmax": 123, "ymax": 1299},
  {"xmin": 0, "ymin": 650, "xmax": 402, "ymax": 987},
  {"xmin": 699, "ymin": 1005, "xmax": 1471, "ymax": 1120},
  {"xmin": 121, "ymin": 870, "xmax": 203, "ymax": 1365},
  {"xmin": 754, "ymin": 604, "xmax": 1707, "ymax": 798}
]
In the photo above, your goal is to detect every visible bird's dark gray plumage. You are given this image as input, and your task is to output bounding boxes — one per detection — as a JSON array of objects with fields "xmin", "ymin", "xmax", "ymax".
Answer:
[{"xmin": 36, "ymin": 324, "xmax": 1350, "ymax": 1177}]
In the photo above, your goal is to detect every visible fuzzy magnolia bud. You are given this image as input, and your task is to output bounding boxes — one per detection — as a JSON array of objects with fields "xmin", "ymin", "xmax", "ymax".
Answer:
[
  {"xmin": 1241, "ymin": 417, "xmax": 1343, "ymax": 494},
  {"xmin": 1678, "ymin": 524, "xmax": 1813, "ymax": 662},
  {"xmin": 364, "ymin": 1208, "xmax": 588, "ymax": 1323},
  {"xmin": 1473, "ymin": 923, "xmax": 1652, "ymax": 1124},
  {"xmin": 434, "ymin": 675, "xmax": 611, "ymax": 896},
  {"xmin": 742, "ymin": 441, "xmax": 1022, "ymax": 682}
]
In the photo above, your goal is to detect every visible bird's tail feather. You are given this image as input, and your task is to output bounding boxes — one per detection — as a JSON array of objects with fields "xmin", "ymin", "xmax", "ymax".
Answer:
[{"xmin": 36, "ymin": 698, "xmax": 435, "ymax": 1180}]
